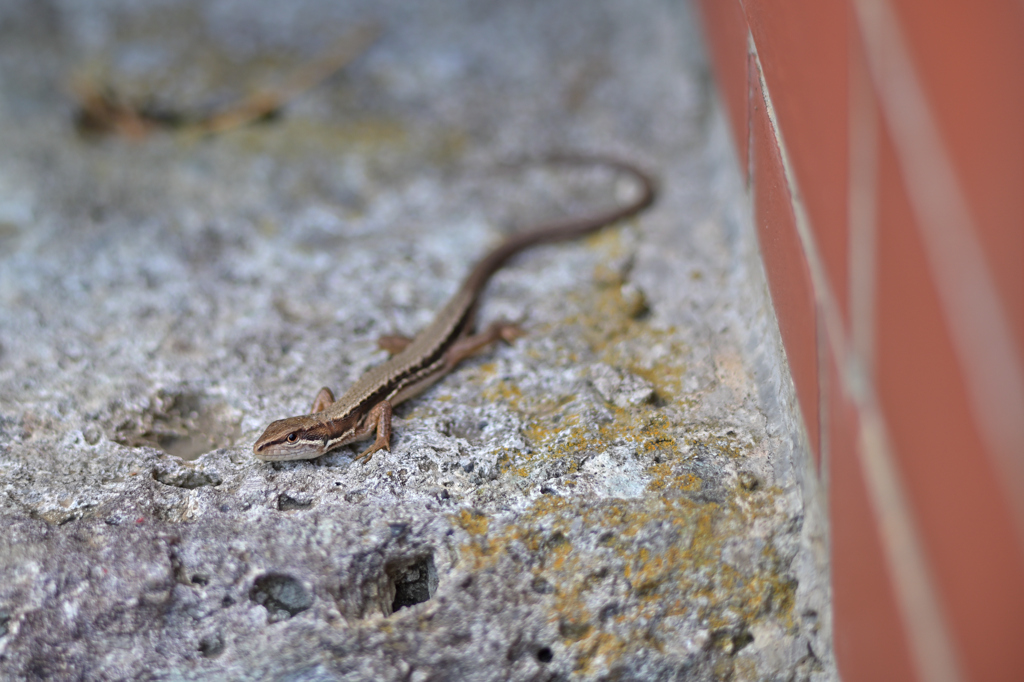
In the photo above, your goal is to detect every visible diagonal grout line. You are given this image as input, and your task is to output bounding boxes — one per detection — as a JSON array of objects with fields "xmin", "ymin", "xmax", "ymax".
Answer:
[
  {"xmin": 747, "ymin": 38, "xmax": 964, "ymax": 682},
  {"xmin": 854, "ymin": 0, "xmax": 1024, "ymax": 548},
  {"xmin": 854, "ymin": 401, "xmax": 964, "ymax": 682},
  {"xmin": 847, "ymin": 50, "xmax": 879, "ymax": 384}
]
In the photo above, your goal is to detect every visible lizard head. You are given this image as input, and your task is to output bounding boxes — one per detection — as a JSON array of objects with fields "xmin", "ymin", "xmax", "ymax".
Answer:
[{"xmin": 252, "ymin": 414, "xmax": 331, "ymax": 461}]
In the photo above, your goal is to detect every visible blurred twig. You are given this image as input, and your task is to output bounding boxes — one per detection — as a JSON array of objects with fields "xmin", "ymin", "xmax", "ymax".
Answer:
[{"xmin": 72, "ymin": 21, "xmax": 382, "ymax": 139}]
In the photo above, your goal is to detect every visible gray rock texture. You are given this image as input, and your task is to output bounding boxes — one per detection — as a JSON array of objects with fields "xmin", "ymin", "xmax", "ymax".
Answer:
[{"xmin": 0, "ymin": 1, "xmax": 834, "ymax": 680}]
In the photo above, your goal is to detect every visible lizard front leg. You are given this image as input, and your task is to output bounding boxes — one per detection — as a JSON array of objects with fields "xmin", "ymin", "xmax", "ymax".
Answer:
[
  {"xmin": 310, "ymin": 387, "xmax": 336, "ymax": 413},
  {"xmin": 353, "ymin": 400, "xmax": 393, "ymax": 463}
]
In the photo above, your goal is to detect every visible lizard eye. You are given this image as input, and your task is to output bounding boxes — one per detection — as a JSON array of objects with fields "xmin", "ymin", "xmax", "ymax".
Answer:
[{"xmin": 287, "ymin": 433, "xmax": 298, "ymax": 443}]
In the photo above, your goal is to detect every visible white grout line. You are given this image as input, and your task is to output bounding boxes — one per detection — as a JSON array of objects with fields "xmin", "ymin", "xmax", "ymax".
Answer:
[
  {"xmin": 743, "ymin": 32, "xmax": 825, "ymax": 458},
  {"xmin": 854, "ymin": 0, "xmax": 1024, "ymax": 547},
  {"xmin": 856, "ymin": 403, "xmax": 965, "ymax": 682},
  {"xmin": 747, "ymin": 36, "xmax": 964, "ymax": 682},
  {"xmin": 847, "ymin": 52, "xmax": 879, "ymax": 384},
  {"xmin": 748, "ymin": 41, "xmax": 845, "ymax": 396}
]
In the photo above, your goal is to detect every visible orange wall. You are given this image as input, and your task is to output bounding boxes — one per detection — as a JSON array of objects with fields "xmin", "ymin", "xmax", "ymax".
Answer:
[{"xmin": 693, "ymin": 1, "xmax": 1024, "ymax": 681}]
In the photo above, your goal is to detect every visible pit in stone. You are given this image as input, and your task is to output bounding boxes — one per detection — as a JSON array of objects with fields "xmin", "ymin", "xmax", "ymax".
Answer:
[
  {"xmin": 249, "ymin": 573, "xmax": 313, "ymax": 623},
  {"xmin": 388, "ymin": 554, "xmax": 438, "ymax": 613},
  {"xmin": 112, "ymin": 389, "xmax": 241, "ymax": 460}
]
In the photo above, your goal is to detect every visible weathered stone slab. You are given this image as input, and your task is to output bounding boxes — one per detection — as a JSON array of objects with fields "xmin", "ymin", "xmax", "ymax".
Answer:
[{"xmin": 0, "ymin": 1, "xmax": 833, "ymax": 679}]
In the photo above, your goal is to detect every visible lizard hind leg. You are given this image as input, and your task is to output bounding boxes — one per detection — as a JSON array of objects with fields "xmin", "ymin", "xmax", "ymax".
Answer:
[
  {"xmin": 310, "ymin": 387, "xmax": 336, "ymax": 414},
  {"xmin": 377, "ymin": 334, "xmax": 414, "ymax": 355},
  {"xmin": 443, "ymin": 320, "xmax": 524, "ymax": 369}
]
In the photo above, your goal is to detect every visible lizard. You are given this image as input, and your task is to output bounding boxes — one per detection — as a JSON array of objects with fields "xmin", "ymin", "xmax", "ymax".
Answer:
[{"xmin": 253, "ymin": 155, "xmax": 656, "ymax": 462}]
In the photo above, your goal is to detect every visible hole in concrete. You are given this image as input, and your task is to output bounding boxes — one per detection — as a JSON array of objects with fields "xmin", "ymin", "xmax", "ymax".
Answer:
[
  {"xmin": 709, "ymin": 626, "xmax": 755, "ymax": 655},
  {"xmin": 531, "ymin": 577, "xmax": 554, "ymax": 594},
  {"xmin": 444, "ymin": 415, "xmax": 487, "ymax": 445},
  {"xmin": 112, "ymin": 390, "xmax": 241, "ymax": 460},
  {"xmin": 190, "ymin": 573, "xmax": 209, "ymax": 586},
  {"xmin": 344, "ymin": 489, "xmax": 367, "ymax": 503},
  {"xmin": 733, "ymin": 629, "xmax": 754, "ymax": 652},
  {"xmin": 198, "ymin": 632, "xmax": 224, "ymax": 658},
  {"xmin": 152, "ymin": 467, "xmax": 222, "ymax": 489},
  {"xmin": 388, "ymin": 554, "xmax": 437, "ymax": 614},
  {"xmin": 536, "ymin": 647, "xmax": 553, "ymax": 663},
  {"xmin": 558, "ymin": 618, "xmax": 592, "ymax": 640},
  {"xmin": 738, "ymin": 471, "xmax": 760, "ymax": 491},
  {"xmin": 249, "ymin": 573, "xmax": 312, "ymax": 623},
  {"xmin": 277, "ymin": 493, "xmax": 312, "ymax": 511},
  {"xmin": 544, "ymin": 531, "xmax": 568, "ymax": 549}
]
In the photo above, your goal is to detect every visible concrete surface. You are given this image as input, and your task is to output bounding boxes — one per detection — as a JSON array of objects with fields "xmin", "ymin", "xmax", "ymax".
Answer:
[{"xmin": 0, "ymin": 1, "xmax": 834, "ymax": 679}]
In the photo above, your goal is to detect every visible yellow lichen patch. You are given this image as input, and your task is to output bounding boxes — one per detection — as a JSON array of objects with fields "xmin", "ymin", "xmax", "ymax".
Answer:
[
  {"xmin": 226, "ymin": 116, "xmax": 409, "ymax": 160},
  {"xmin": 573, "ymin": 631, "xmax": 628, "ymax": 675},
  {"xmin": 584, "ymin": 223, "xmax": 630, "ymax": 259},
  {"xmin": 454, "ymin": 508, "xmax": 489, "ymax": 536},
  {"xmin": 684, "ymin": 429, "xmax": 751, "ymax": 459},
  {"xmin": 476, "ymin": 351, "xmax": 682, "ymax": 472},
  {"xmin": 436, "ymin": 235, "xmax": 793, "ymax": 672},
  {"xmin": 562, "ymin": 284, "xmax": 687, "ymax": 382},
  {"xmin": 478, "ymin": 366, "xmax": 524, "ymax": 404},
  {"xmin": 495, "ymin": 447, "xmax": 530, "ymax": 477},
  {"xmin": 458, "ymin": 354, "xmax": 682, "ymax": 478},
  {"xmin": 645, "ymin": 462, "xmax": 701, "ymax": 494},
  {"xmin": 450, "ymin": 478, "xmax": 796, "ymax": 675}
]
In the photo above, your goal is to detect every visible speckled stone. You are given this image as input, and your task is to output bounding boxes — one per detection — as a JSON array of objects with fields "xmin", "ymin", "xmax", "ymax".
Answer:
[{"xmin": 0, "ymin": 1, "xmax": 834, "ymax": 679}]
